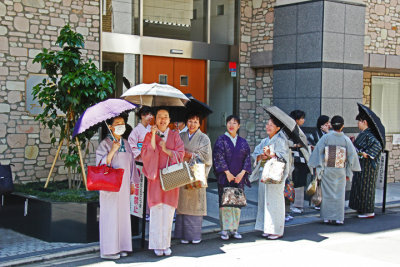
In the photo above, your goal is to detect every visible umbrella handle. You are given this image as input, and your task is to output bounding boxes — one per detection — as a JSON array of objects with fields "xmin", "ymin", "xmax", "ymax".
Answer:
[{"xmin": 104, "ymin": 121, "xmax": 117, "ymax": 142}]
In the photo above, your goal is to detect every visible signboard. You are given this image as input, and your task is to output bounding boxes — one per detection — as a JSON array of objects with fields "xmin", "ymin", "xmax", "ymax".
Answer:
[
  {"xmin": 229, "ymin": 62, "xmax": 237, "ymax": 77},
  {"xmin": 392, "ymin": 134, "xmax": 400, "ymax": 145},
  {"xmin": 376, "ymin": 151, "xmax": 387, "ymax": 190},
  {"xmin": 25, "ymin": 74, "xmax": 63, "ymax": 116},
  {"xmin": 130, "ymin": 165, "xmax": 145, "ymax": 218}
]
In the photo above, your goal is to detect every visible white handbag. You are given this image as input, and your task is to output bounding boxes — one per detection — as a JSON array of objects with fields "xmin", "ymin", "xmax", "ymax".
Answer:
[
  {"xmin": 160, "ymin": 152, "xmax": 194, "ymax": 191},
  {"xmin": 261, "ymin": 157, "xmax": 286, "ymax": 184}
]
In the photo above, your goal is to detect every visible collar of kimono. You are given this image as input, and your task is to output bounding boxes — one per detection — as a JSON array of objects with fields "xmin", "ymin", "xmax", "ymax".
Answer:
[
  {"xmin": 188, "ymin": 129, "xmax": 199, "ymax": 140},
  {"xmin": 225, "ymin": 131, "xmax": 238, "ymax": 146},
  {"xmin": 157, "ymin": 128, "xmax": 169, "ymax": 141},
  {"xmin": 107, "ymin": 134, "xmax": 126, "ymax": 152}
]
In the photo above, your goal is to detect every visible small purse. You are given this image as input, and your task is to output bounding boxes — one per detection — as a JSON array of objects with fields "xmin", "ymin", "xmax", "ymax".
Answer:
[
  {"xmin": 188, "ymin": 156, "xmax": 207, "ymax": 188},
  {"xmin": 284, "ymin": 179, "xmax": 295, "ymax": 202},
  {"xmin": 87, "ymin": 162, "xmax": 124, "ymax": 192},
  {"xmin": 220, "ymin": 187, "xmax": 247, "ymax": 208},
  {"xmin": 0, "ymin": 163, "xmax": 14, "ymax": 194},
  {"xmin": 261, "ymin": 157, "xmax": 286, "ymax": 184},
  {"xmin": 306, "ymin": 177, "xmax": 317, "ymax": 196},
  {"xmin": 160, "ymin": 152, "xmax": 194, "ymax": 191},
  {"xmin": 311, "ymin": 180, "xmax": 322, "ymax": 206}
]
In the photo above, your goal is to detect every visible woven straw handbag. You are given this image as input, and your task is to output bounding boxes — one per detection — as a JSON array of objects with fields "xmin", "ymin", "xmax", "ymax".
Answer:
[{"xmin": 160, "ymin": 152, "xmax": 194, "ymax": 191}]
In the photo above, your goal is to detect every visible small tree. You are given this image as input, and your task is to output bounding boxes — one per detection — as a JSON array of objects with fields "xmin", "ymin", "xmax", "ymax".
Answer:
[{"xmin": 33, "ymin": 24, "xmax": 115, "ymax": 188}]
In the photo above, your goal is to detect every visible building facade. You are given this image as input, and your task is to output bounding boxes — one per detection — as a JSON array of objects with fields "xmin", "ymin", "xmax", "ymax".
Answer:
[{"xmin": 0, "ymin": 0, "xmax": 399, "ymax": 183}]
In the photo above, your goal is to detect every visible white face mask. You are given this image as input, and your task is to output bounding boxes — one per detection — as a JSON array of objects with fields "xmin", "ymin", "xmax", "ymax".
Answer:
[{"xmin": 113, "ymin": 125, "xmax": 126, "ymax": 136}]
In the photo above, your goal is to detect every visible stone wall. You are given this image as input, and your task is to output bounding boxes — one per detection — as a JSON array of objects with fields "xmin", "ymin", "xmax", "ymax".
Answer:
[
  {"xmin": 363, "ymin": 71, "xmax": 400, "ymax": 182},
  {"xmin": 239, "ymin": 0, "xmax": 275, "ymax": 149},
  {"xmin": 0, "ymin": 0, "xmax": 101, "ymax": 183},
  {"xmin": 364, "ymin": 0, "xmax": 400, "ymax": 55}
]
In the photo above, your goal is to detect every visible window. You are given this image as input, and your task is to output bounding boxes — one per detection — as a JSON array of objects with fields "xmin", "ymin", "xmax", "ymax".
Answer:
[
  {"xmin": 180, "ymin": 75, "xmax": 188, "ymax": 86},
  {"xmin": 159, "ymin": 74, "xmax": 168, "ymax": 84},
  {"xmin": 371, "ymin": 76, "xmax": 400, "ymax": 133},
  {"xmin": 217, "ymin": 5, "xmax": 224, "ymax": 16}
]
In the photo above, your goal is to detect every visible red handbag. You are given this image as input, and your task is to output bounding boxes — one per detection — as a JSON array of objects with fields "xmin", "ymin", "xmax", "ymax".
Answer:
[{"xmin": 87, "ymin": 164, "xmax": 124, "ymax": 192}]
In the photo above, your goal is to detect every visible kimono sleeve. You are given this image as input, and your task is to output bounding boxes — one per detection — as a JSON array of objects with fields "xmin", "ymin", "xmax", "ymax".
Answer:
[
  {"xmin": 96, "ymin": 139, "xmax": 110, "ymax": 166},
  {"xmin": 212, "ymin": 136, "xmax": 229, "ymax": 174},
  {"xmin": 308, "ymin": 135, "xmax": 327, "ymax": 178},
  {"xmin": 345, "ymin": 137, "xmax": 361, "ymax": 178},
  {"xmin": 363, "ymin": 134, "xmax": 382, "ymax": 159},
  {"xmin": 170, "ymin": 131, "xmax": 185, "ymax": 164},
  {"xmin": 242, "ymin": 140, "xmax": 252, "ymax": 174},
  {"xmin": 193, "ymin": 134, "xmax": 212, "ymax": 168},
  {"xmin": 141, "ymin": 132, "xmax": 160, "ymax": 180},
  {"xmin": 128, "ymin": 128, "xmax": 141, "ymax": 160},
  {"xmin": 126, "ymin": 144, "xmax": 140, "ymax": 184},
  {"xmin": 252, "ymin": 138, "xmax": 267, "ymax": 162}
]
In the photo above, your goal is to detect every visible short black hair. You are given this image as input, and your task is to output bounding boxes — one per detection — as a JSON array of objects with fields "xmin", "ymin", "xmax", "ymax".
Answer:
[
  {"xmin": 154, "ymin": 107, "xmax": 170, "ymax": 118},
  {"xmin": 186, "ymin": 111, "xmax": 203, "ymax": 124},
  {"xmin": 331, "ymin": 115, "xmax": 344, "ymax": 131},
  {"xmin": 226, "ymin": 114, "xmax": 240, "ymax": 124},
  {"xmin": 356, "ymin": 113, "xmax": 369, "ymax": 123},
  {"xmin": 270, "ymin": 115, "xmax": 284, "ymax": 129},
  {"xmin": 106, "ymin": 114, "xmax": 127, "ymax": 125},
  {"xmin": 289, "ymin": 110, "xmax": 306, "ymax": 120},
  {"xmin": 138, "ymin": 106, "xmax": 153, "ymax": 118}
]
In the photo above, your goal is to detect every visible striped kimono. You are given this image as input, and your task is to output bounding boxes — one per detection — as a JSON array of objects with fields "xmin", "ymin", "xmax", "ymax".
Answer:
[{"xmin": 349, "ymin": 128, "xmax": 382, "ymax": 214}]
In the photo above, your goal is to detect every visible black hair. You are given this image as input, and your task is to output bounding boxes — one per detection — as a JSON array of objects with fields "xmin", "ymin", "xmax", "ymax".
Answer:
[
  {"xmin": 105, "ymin": 113, "xmax": 127, "ymax": 125},
  {"xmin": 289, "ymin": 110, "xmax": 306, "ymax": 120},
  {"xmin": 138, "ymin": 106, "xmax": 153, "ymax": 118},
  {"xmin": 186, "ymin": 111, "xmax": 203, "ymax": 124},
  {"xmin": 269, "ymin": 115, "xmax": 284, "ymax": 129},
  {"xmin": 317, "ymin": 115, "xmax": 330, "ymax": 129},
  {"xmin": 226, "ymin": 114, "xmax": 240, "ymax": 124},
  {"xmin": 331, "ymin": 115, "xmax": 344, "ymax": 131},
  {"xmin": 356, "ymin": 113, "xmax": 369, "ymax": 122},
  {"xmin": 154, "ymin": 107, "xmax": 170, "ymax": 118}
]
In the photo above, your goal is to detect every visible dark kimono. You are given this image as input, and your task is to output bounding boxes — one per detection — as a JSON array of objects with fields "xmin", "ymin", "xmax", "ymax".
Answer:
[
  {"xmin": 349, "ymin": 128, "xmax": 382, "ymax": 214},
  {"xmin": 213, "ymin": 133, "xmax": 252, "ymax": 232}
]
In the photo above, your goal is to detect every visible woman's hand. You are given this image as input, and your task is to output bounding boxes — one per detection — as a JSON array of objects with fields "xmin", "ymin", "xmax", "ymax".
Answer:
[
  {"xmin": 184, "ymin": 151, "xmax": 192, "ymax": 162},
  {"xmin": 361, "ymin": 152, "xmax": 369, "ymax": 158},
  {"xmin": 234, "ymin": 170, "xmax": 246, "ymax": 183},
  {"xmin": 225, "ymin": 170, "xmax": 235, "ymax": 182},
  {"xmin": 130, "ymin": 184, "xmax": 135, "ymax": 195},
  {"xmin": 257, "ymin": 154, "xmax": 269, "ymax": 162},
  {"xmin": 106, "ymin": 141, "xmax": 120, "ymax": 165},
  {"xmin": 151, "ymin": 125, "xmax": 158, "ymax": 135}
]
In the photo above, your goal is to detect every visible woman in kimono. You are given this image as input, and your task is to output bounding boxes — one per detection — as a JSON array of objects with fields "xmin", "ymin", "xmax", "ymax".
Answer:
[
  {"xmin": 96, "ymin": 116, "xmax": 139, "ymax": 260},
  {"xmin": 289, "ymin": 110, "xmax": 309, "ymax": 214},
  {"xmin": 141, "ymin": 108, "xmax": 185, "ymax": 256},
  {"xmin": 308, "ymin": 116, "xmax": 361, "ymax": 225},
  {"xmin": 254, "ymin": 116, "xmax": 290, "ymax": 239},
  {"xmin": 128, "ymin": 106, "xmax": 153, "ymax": 220},
  {"xmin": 349, "ymin": 113, "xmax": 382, "ymax": 218},
  {"xmin": 213, "ymin": 115, "xmax": 252, "ymax": 240},
  {"xmin": 175, "ymin": 112, "xmax": 212, "ymax": 244}
]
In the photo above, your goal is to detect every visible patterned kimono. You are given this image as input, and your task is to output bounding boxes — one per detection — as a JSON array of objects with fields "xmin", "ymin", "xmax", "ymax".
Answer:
[
  {"xmin": 253, "ymin": 131, "xmax": 290, "ymax": 236},
  {"xmin": 349, "ymin": 128, "xmax": 382, "ymax": 214},
  {"xmin": 213, "ymin": 133, "xmax": 252, "ymax": 232},
  {"xmin": 96, "ymin": 137, "xmax": 139, "ymax": 256},
  {"xmin": 175, "ymin": 129, "xmax": 212, "ymax": 241},
  {"xmin": 308, "ymin": 131, "xmax": 361, "ymax": 222}
]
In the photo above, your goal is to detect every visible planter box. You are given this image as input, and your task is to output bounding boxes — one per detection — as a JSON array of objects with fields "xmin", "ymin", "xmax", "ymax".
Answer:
[{"xmin": 0, "ymin": 193, "xmax": 139, "ymax": 243}]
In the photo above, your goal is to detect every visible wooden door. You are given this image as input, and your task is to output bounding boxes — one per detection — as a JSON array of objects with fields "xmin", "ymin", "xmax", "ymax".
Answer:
[{"xmin": 143, "ymin": 55, "xmax": 207, "ymax": 132}]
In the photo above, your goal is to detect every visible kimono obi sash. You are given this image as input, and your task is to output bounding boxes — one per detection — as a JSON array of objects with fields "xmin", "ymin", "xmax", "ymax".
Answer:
[{"xmin": 324, "ymin": 145, "xmax": 346, "ymax": 168}]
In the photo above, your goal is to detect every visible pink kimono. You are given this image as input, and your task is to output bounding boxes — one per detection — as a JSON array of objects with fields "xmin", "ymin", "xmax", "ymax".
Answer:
[
  {"xmin": 96, "ymin": 137, "xmax": 139, "ymax": 255},
  {"xmin": 141, "ymin": 129, "xmax": 185, "ymax": 208},
  {"xmin": 128, "ymin": 122, "xmax": 151, "ymax": 162}
]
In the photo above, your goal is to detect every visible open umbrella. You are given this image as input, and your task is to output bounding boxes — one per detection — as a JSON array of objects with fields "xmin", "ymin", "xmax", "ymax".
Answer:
[
  {"xmin": 72, "ymin": 99, "xmax": 137, "ymax": 137},
  {"xmin": 357, "ymin": 103, "xmax": 386, "ymax": 150},
  {"xmin": 121, "ymin": 83, "xmax": 190, "ymax": 107},
  {"xmin": 263, "ymin": 106, "xmax": 309, "ymax": 147},
  {"xmin": 166, "ymin": 94, "xmax": 213, "ymax": 122}
]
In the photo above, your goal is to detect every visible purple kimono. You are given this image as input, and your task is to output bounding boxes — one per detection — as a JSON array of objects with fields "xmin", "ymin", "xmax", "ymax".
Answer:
[{"xmin": 213, "ymin": 134, "xmax": 252, "ymax": 206}]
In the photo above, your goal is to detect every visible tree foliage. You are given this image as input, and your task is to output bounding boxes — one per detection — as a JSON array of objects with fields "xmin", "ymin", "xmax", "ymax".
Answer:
[{"xmin": 33, "ymin": 24, "xmax": 115, "ymax": 186}]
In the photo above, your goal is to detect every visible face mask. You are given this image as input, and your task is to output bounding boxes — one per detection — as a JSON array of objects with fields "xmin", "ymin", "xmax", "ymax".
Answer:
[{"xmin": 114, "ymin": 125, "xmax": 126, "ymax": 136}]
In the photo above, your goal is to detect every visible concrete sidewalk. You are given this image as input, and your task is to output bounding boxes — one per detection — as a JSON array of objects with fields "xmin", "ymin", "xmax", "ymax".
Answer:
[{"xmin": 1, "ymin": 182, "xmax": 399, "ymax": 267}]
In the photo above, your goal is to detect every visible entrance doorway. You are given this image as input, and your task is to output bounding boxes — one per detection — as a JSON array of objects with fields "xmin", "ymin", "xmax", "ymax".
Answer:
[{"xmin": 143, "ymin": 55, "xmax": 207, "ymax": 131}]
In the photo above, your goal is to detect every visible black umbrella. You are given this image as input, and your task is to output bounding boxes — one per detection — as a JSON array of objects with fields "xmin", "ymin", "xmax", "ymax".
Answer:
[
  {"xmin": 263, "ymin": 106, "xmax": 308, "ymax": 147},
  {"xmin": 123, "ymin": 76, "xmax": 132, "ymax": 89},
  {"xmin": 167, "ymin": 94, "xmax": 213, "ymax": 122},
  {"xmin": 357, "ymin": 103, "xmax": 386, "ymax": 150}
]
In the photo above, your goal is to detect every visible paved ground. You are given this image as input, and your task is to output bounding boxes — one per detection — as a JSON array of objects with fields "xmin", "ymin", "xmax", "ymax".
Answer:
[
  {"xmin": 24, "ymin": 207, "xmax": 400, "ymax": 267},
  {"xmin": 0, "ymin": 182, "xmax": 399, "ymax": 267}
]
